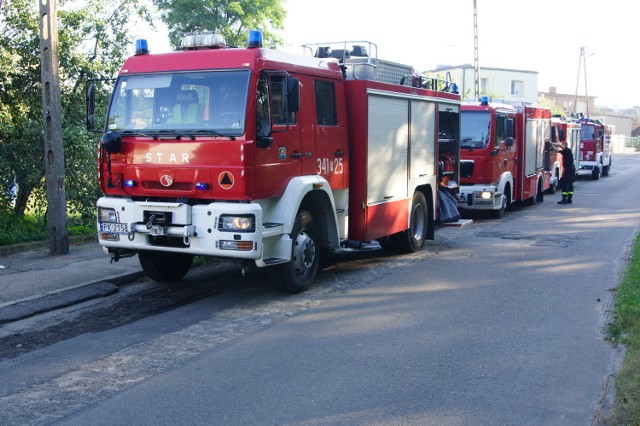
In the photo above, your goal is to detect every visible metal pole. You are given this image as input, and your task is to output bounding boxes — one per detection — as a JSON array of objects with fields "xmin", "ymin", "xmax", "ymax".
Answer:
[
  {"xmin": 473, "ymin": 0, "xmax": 480, "ymax": 101},
  {"xmin": 573, "ymin": 47, "xmax": 584, "ymax": 115},
  {"xmin": 39, "ymin": 0, "xmax": 69, "ymax": 255},
  {"xmin": 583, "ymin": 52, "xmax": 589, "ymax": 117}
]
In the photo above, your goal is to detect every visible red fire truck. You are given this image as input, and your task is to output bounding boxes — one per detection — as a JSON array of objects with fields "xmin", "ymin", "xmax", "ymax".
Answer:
[
  {"xmin": 86, "ymin": 31, "xmax": 461, "ymax": 293},
  {"xmin": 550, "ymin": 115, "xmax": 581, "ymax": 183},
  {"xmin": 575, "ymin": 117, "xmax": 612, "ymax": 180},
  {"xmin": 457, "ymin": 98, "xmax": 552, "ymax": 218}
]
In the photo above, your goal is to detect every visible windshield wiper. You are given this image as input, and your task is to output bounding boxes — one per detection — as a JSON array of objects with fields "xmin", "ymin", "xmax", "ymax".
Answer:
[
  {"xmin": 119, "ymin": 130, "xmax": 158, "ymax": 140},
  {"xmin": 153, "ymin": 130, "xmax": 198, "ymax": 141},
  {"xmin": 190, "ymin": 129, "xmax": 237, "ymax": 140}
]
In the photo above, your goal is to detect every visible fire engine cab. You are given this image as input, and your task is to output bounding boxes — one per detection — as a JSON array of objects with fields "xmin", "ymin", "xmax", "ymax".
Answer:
[
  {"xmin": 575, "ymin": 117, "xmax": 612, "ymax": 180},
  {"xmin": 457, "ymin": 97, "xmax": 552, "ymax": 218},
  {"xmin": 86, "ymin": 31, "xmax": 461, "ymax": 293}
]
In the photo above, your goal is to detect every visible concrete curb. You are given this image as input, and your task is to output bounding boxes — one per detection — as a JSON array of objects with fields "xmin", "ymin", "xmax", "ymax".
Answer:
[
  {"xmin": 0, "ymin": 271, "xmax": 146, "ymax": 325},
  {"xmin": 0, "ymin": 235, "xmax": 97, "ymax": 258}
]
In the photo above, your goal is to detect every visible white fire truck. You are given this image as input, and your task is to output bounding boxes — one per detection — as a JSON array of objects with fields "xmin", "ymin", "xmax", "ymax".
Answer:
[
  {"xmin": 86, "ymin": 31, "xmax": 461, "ymax": 293},
  {"xmin": 575, "ymin": 117, "xmax": 612, "ymax": 180}
]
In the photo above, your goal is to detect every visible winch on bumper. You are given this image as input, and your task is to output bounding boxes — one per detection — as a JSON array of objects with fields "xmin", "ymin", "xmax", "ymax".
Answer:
[
  {"xmin": 457, "ymin": 185, "xmax": 503, "ymax": 211},
  {"xmin": 96, "ymin": 197, "xmax": 285, "ymax": 263}
]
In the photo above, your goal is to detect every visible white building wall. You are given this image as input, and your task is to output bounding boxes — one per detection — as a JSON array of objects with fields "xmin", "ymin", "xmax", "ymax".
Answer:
[{"xmin": 423, "ymin": 65, "xmax": 539, "ymax": 105}]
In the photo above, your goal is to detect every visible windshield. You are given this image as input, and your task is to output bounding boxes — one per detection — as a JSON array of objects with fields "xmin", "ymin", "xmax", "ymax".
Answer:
[
  {"xmin": 106, "ymin": 70, "xmax": 250, "ymax": 136},
  {"xmin": 580, "ymin": 124, "xmax": 595, "ymax": 141},
  {"xmin": 460, "ymin": 110, "xmax": 491, "ymax": 149}
]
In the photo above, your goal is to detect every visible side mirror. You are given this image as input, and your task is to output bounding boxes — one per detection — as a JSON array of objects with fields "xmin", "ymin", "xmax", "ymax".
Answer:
[
  {"xmin": 504, "ymin": 137, "xmax": 514, "ymax": 147},
  {"xmin": 505, "ymin": 118, "xmax": 514, "ymax": 138},
  {"xmin": 285, "ymin": 77, "xmax": 300, "ymax": 113},
  {"xmin": 257, "ymin": 135, "xmax": 273, "ymax": 149}
]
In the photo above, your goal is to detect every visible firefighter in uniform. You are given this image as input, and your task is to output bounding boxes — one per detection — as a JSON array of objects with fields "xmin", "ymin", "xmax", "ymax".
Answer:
[{"xmin": 552, "ymin": 140, "xmax": 575, "ymax": 204}]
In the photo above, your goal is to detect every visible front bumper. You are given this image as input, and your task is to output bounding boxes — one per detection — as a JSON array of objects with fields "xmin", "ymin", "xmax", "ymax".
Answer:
[
  {"xmin": 96, "ymin": 198, "xmax": 275, "ymax": 261},
  {"xmin": 576, "ymin": 161, "xmax": 599, "ymax": 176},
  {"xmin": 457, "ymin": 185, "xmax": 503, "ymax": 211}
]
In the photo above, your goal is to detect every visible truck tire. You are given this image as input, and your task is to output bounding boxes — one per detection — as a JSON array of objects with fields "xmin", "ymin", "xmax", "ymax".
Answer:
[
  {"xmin": 536, "ymin": 179, "xmax": 544, "ymax": 203},
  {"xmin": 491, "ymin": 194, "xmax": 507, "ymax": 219},
  {"xmin": 138, "ymin": 251, "xmax": 193, "ymax": 282},
  {"xmin": 546, "ymin": 169, "xmax": 559, "ymax": 194},
  {"xmin": 592, "ymin": 167, "xmax": 600, "ymax": 180},
  {"xmin": 391, "ymin": 191, "xmax": 428, "ymax": 253},
  {"xmin": 602, "ymin": 164, "xmax": 609, "ymax": 177},
  {"xmin": 504, "ymin": 185, "xmax": 514, "ymax": 212},
  {"xmin": 271, "ymin": 210, "xmax": 319, "ymax": 294}
]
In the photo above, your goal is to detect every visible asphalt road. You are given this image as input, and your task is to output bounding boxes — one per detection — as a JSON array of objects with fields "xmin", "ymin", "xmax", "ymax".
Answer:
[{"xmin": 1, "ymin": 153, "xmax": 639, "ymax": 425}]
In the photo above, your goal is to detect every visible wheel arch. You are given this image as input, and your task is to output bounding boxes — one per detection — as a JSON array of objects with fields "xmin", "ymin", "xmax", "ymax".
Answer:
[
  {"xmin": 259, "ymin": 175, "xmax": 340, "ymax": 250},
  {"xmin": 299, "ymin": 189, "xmax": 340, "ymax": 249},
  {"xmin": 497, "ymin": 171, "xmax": 514, "ymax": 197}
]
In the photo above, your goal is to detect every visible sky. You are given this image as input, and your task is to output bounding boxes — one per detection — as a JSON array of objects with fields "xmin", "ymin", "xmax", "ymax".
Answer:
[{"xmin": 137, "ymin": 0, "xmax": 640, "ymax": 109}]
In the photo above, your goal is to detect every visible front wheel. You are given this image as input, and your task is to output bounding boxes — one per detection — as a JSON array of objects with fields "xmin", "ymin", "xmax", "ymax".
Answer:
[
  {"xmin": 271, "ymin": 210, "xmax": 319, "ymax": 294},
  {"xmin": 491, "ymin": 194, "xmax": 507, "ymax": 219},
  {"xmin": 138, "ymin": 251, "xmax": 193, "ymax": 282}
]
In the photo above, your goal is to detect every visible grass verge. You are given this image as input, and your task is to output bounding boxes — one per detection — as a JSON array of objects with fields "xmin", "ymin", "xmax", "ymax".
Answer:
[{"xmin": 606, "ymin": 234, "xmax": 640, "ymax": 425}]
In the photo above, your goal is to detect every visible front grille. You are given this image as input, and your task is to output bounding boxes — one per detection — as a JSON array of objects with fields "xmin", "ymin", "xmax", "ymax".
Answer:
[
  {"xmin": 148, "ymin": 235, "xmax": 189, "ymax": 248},
  {"xmin": 143, "ymin": 182, "xmax": 193, "ymax": 191},
  {"xmin": 460, "ymin": 161, "xmax": 474, "ymax": 178}
]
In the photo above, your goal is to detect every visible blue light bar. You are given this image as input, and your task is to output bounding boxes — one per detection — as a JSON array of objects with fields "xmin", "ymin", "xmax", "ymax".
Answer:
[
  {"xmin": 135, "ymin": 39, "xmax": 149, "ymax": 56},
  {"xmin": 195, "ymin": 182, "xmax": 207, "ymax": 190},
  {"xmin": 247, "ymin": 30, "xmax": 263, "ymax": 48}
]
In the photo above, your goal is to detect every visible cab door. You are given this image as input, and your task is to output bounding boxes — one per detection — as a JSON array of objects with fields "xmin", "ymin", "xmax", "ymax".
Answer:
[
  {"xmin": 252, "ymin": 73, "xmax": 302, "ymax": 199},
  {"xmin": 305, "ymin": 78, "xmax": 347, "ymax": 189}
]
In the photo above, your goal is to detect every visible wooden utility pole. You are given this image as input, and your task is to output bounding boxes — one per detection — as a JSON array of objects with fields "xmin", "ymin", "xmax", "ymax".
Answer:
[
  {"xmin": 473, "ymin": 0, "xmax": 480, "ymax": 101},
  {"xmin": 39, "ymin": 0, "xmax": 69, "ymax": 255}
]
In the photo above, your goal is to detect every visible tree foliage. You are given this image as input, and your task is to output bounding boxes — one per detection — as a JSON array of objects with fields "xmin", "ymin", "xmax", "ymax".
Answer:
[
  {"xmin": 153, "ymin": 0, "xmax": 286, "ymax": 49},
  {"xmin": 0, "ymin": 0, "xmax": 152, "ymax": 219}
]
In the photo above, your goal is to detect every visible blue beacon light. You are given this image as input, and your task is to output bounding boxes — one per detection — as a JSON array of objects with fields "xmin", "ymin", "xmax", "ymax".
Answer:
[
  {"xmin": 247, "ymin": 30, "xmax": 263, "ymax": 48},
  {"xmin": 135, "ymin": 39, "xmax": 149, "ymax": 56}
]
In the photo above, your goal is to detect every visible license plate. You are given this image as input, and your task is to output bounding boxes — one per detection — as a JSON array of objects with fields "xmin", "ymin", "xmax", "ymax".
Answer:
[{"xmin": 100, "ymin": 222, "xmax": 129, "ymax": 234}]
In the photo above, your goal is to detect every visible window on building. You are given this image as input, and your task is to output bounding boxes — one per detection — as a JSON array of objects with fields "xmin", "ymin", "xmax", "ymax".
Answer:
[
  {"xmin": 510, "ymin": 80, "xmax": 523, "ymax": 97},
  {"xmin": 480, "ymin": 78, "xmax": 488, "ymax": 91}
]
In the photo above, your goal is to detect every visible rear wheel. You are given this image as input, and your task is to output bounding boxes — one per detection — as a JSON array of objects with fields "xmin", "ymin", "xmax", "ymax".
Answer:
[
  {"xmin": 391, "ymin": 191, "xmax": 429, "ymax": 253},
  {"xmin": 592, "ymin": 167, "xmax": 601, "ymax": 180},
  {"xmin": 271, "ymin": 210, "xmax": 319, "ymax": 294},
  {"xmin": 536, "ymin": 179, "xmax": 544, "ymax": 202},
  {"xmin": 138, "ymin": 251, "xmax": 193, "ymax": 282}
]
